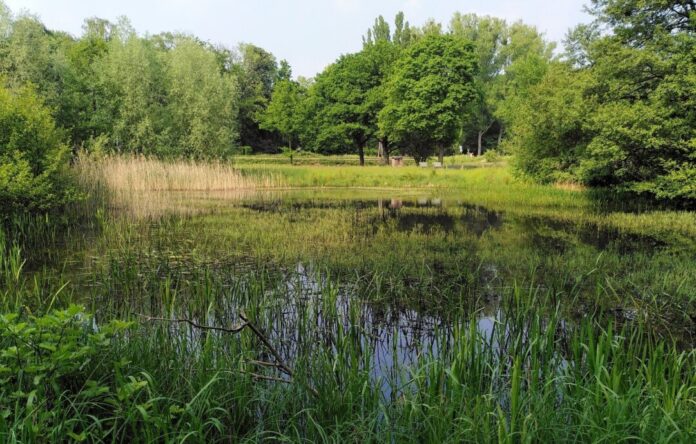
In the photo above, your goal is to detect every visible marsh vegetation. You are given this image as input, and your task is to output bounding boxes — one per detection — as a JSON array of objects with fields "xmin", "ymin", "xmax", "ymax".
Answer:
[{"xmin": 1, "ymin": 160, "xmax": 694, "ymax": 442}]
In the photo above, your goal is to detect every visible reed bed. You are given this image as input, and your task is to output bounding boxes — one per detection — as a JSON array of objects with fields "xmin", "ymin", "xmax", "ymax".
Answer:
[
  {"xmin": 76, "ymin": 154, "xmax": 283, "ymax": 192},
  {"xmin": 1, "ymin": 230, "xmax": 694, "ymax": 442},
  {"xmin": 74, "ymin": 155, "xmax": 284, "ymax": 218}
]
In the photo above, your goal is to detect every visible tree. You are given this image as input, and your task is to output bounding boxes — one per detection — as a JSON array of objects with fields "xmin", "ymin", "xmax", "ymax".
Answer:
[
  {"xmin": 506, "ymin": 63, "xmax": 593, "ymax": 183},
  {"xmin": 163, "ymin": 37, "xmax": 238, "ymax": 158},
  {"xmin": 588, "ymin": 0, "xmax": 695, "ymax": 44},
  {"xmin": 393, "ymin": 12, "xmax": 414, "ymax": 47},
  {"xmin": 450, "ymin": 14, "xmax": 506, "ymax": 155},
  {"xmin": 261, "ymin": 79, "xmax": 304, "ymax": 149},
  {"xmin": 276, "ymin": 59, "xmax": 292, "ymax": 82},
  {"xmin": 450, "ymin": 15, "xmax": 554, "ymax": 155},
  {"xmin": 363, "ymin": 15, "xmax": 391, "ymax": 46},
  {"xmin": 379, "ymin": 34, "xmax": 478, "ymax": 163},
  {"xmin": 235, "ymin": 43, "xmax": 278, "ymax": 150},
  {"xmin": 304, "ymin": 50, "xmax": 380, "ymax": 164},
  {"xmin": 60, "ymin": 18, "xmax": 115, "ymax": 148},
  {"xmin": 508, "ymin": 0, "xmax": 696, "ymax": 200},
  {"xmin": 303, "ymin": 41, "xmax": 399, "ymax": 165},
  {"xmin": 95, "ymin": 25, "xmax": 164, "ymax": 155}
]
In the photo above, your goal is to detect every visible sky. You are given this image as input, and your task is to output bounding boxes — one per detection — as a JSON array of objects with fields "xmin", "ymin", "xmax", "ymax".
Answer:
[{"xmin": 5, "ymin": 0, "xmax": 591, "ymax": 78}]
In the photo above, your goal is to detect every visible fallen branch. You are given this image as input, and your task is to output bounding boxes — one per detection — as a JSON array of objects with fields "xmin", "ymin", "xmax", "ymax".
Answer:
[
  {"xmin": 139, "ymin": 314, "xmax": 248, "ymax": 333},
  {"xmin": 139, "ymin": 312, "xmax": 320, "ymax": 397},
  {"xmin": 241, "ymin": 371, "xmax": 291, "ymax": 384},
  {"xmin": 246, "ymin": 359, "xmax": 285, "ymax": 369},
  {"xmin": 239, "ymin": 311, "xmax": 293, "ymax": 377}
]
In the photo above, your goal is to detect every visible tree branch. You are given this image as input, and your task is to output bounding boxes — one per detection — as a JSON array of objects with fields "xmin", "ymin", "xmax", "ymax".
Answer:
[{"xmin": 138, "ymin": 314, "xmax": 248, "ymax": 333}]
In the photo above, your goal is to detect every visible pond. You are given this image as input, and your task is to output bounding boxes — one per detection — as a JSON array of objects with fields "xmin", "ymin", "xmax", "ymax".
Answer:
[{"xmin": 32, "ymin": 189, "xmax": 692, "ymax": 401}]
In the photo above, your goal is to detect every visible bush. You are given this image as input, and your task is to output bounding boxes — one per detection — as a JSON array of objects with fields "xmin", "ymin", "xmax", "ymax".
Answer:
[
  {"xmin": 633, "ymin": 163, "xmax": 696, "ymax": 200},
  {"xmin": 483, "ymin": 149, "xmax": 501, "ymax": 163},
  {"xmin": 0, "ymin": 306, "xmax": 135, "ymax": 440},
  {"xmin": 0, "ymin": 82, "xmax": 74, "ymax": 213}
]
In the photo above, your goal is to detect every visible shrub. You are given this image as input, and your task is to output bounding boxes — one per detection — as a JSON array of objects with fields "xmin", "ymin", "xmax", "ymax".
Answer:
[
  {"xmin": 483, "ymin": 149, "xmax": 501, "ymax": 163},
  {"xmin": 0, "ymin": 306, "xmax": 134, "ymax": 440},
  {"xmin": 0, "ymin": 82, "xmax": 73, "ymax": 213}
]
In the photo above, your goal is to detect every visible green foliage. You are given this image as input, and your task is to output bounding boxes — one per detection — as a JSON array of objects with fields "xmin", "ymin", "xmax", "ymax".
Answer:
[
  {"xmin": 0, "ymin": 82, "xmax": 73, "ymax": 212},
  {"xmin": 1, "ymin": 0, "xmax": 693, "ymax": 200},
  {"xmin": 95, "ymin": 28, "xmax": 163, "ymax": 154},
  {"xmin": 508, "ymin": 63, "xmax": 593, "ymax": 183},
  {"xmin": 0, "ymin": 9, "xmax": 246, "ymax": 159},
  {"xmin": 235, "ymin": 43, "xmax": 279, "ymax": 150},
  {"xmin": 303, "ymin": 41, "xmax": 399, "ymax": 164},
  {"xmin": 508, "ymin": 0, "xmax": 696, "ymax": 201},
  {"xmin": 483, "ymin": 149, "xmax": 500, "ymax": 162},
  {"xmin": 260, "ymin": 79, "xmax": 304, "ymax": 149},
  {"xmin": 450, "ymin": 15, "xmax": 554, "ymax": 155},
  {"xmin": 379, "ymin": 34, "xmax": 477, "ymax": 161},
  {"xmin": 588, "ymin": 0, "xmax": 695, "ymax": 44},
  {"xmin": 163, "ymin": 37, "xmax": 239, "ymax": 158},
  {"xmin": 0, "ymin": 305, "xmax": 133, "ymax": 440}
]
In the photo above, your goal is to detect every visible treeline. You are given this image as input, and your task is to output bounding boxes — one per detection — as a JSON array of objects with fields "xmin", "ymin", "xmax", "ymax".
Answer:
[
  {"xmin": 0, "ymin": 3, "xmax": 549, "ymax": 161},
  {"xmin": 263, "ymin": 13, "xmax": 553, "ymax": 163},
  {"xmin": 0, "ymin": 0, "xmax": 694, "ymax": 204},
  {"xmin": 0, "ymin": 3, "xmax": 286, "ymax": 157},
  {"xmin": 510, "ymin": 0, "xmax": 696, "ymax": 200}
]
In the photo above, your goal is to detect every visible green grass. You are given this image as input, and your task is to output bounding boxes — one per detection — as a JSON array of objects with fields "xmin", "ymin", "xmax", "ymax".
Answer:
[
  {"xmin": 230, "ymin": 152, "xmax": 500, "ymax": 167},
  {"xmin": 235, "ymin": 164, "xmax": 696, "ymax": 248}
]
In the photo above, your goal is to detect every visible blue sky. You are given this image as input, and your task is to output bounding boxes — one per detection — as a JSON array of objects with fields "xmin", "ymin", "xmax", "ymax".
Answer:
[{"xmin": 5, "ymin": 0, "xmax": 591, "ymax": 77}]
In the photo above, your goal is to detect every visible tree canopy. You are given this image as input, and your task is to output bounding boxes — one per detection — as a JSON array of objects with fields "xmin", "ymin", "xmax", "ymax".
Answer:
[
  {"xmin": 0, "ymin": 81, "xmax": 71, "ymax": 212},
  {"xmin": 379, "ymin": 34, "xmax": 478, "ymax": 162},
  {"xmin": 504, "ymin": 0, "xmax": 696, "ymax": 200}
]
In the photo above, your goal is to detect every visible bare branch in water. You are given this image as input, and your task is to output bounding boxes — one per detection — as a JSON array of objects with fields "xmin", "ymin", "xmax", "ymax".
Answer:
[
  {"xmin": 138, "ymin": 312, "xmax": 320, "ymax": 397},
  {"xmin": 139, "ymin": 314, "xmax": 248, "ymax": 333}
]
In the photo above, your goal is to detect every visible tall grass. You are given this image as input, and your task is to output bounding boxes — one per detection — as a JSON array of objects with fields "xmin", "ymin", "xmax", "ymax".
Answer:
[
  {"xmin": 1, "ymin": 235, "xmax": 694, "ymax": 442},
  {"xmin": 76, "ymin": 155, "xmax": 283, "ymax": 192},
  {"xmin": 74, "ymin": 155, "xmax": 283, "ymax": 218}
]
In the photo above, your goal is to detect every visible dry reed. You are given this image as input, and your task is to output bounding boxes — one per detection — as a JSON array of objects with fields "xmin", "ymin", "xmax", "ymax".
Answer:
[
  {"xmin": 76, "ymin": 155, "xmax": 282, "ymax": 192},
  {"xmin": 74, "ymin": 155, "xmax": 283, "ymax": 218}
]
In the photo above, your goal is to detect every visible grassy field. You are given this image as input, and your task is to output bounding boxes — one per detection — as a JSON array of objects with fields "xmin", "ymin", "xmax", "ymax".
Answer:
[
  {"xmin": 1, "ymin": 155, "xmax": 694, "ymax": 442},
  {"xmin": 229, "ymin": 152, "xmax": 498, "ymax": 167}
]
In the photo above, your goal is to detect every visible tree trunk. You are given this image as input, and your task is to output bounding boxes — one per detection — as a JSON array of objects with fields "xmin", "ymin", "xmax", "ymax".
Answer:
[
  {"xmin": 379, "ymin": 138, "xmax": 390, "ymax": 164},
  {"xmin": 477, "ymin": 131, "xmax": 483, "ymax": 156},
  {"xmin": 497, "ymin": 125, "xmax": 503, "ymax": 147},
  {"xmin": 438, "ymin": 145, "xmax": 444, "ymax": 164},
  {"xmin": 358, "ymin": 146, "xmax": 365, "ymax": 166}
]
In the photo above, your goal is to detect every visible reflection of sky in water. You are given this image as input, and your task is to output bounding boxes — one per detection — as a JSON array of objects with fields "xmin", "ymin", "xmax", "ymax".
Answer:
[{"xmin": 237, "ymin": 263, "xmax": 507, "ymax": 399}]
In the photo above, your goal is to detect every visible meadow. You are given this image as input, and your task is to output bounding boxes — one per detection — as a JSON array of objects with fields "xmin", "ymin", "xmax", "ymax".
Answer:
[{"xmin": 1, "ymin": 156, "xmax": 695, "ymax": 442}]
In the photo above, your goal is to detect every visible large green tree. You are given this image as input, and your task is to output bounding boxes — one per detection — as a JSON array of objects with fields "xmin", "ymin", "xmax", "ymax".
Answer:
[
  {"xmin": 162, "ymin": 37, "xmax": 239, "ymax": 158},
  {"xmin": 260, "ymin": 79, "xmax": 305, "ymax": 149},
  {"xmin": 235, "ymin": 43, "xmax": 278, "ymax": 151},
  {"xmin": 303, "ymin": 40, "xmax": 399, "ymax": 165},
  {"xmin": 94, "ymin": 22, "xmax": 164, "ymax": 155},
  {"xmin": 450, "ymin": 15, "xmax": 554, "ymax": 155},
  {"xmin": 379, "ymin": 34, "xmax": 478, "ymax": 162}
]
